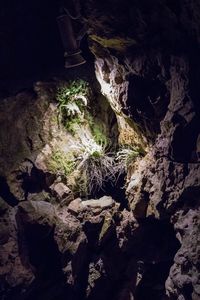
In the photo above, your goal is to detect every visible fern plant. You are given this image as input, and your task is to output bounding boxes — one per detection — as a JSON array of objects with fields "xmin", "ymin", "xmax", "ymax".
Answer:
[
  {"xmin": 56, "ymin": 79, "xmax": 89, "ymax": 126},
  {"xmin": 115, "ymin": 146, "xmax": 145, "ymax": 173}
]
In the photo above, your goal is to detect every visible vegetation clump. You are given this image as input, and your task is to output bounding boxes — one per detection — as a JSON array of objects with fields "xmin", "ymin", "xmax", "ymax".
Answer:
[
  {"xmin": 56, "ymin": 79, "xmax": 90, "ymax": 129},
  {"xmin": 47, "ymin": 143, "xmax": 145, "ymax": 197},
  {"xmin": 56, "ymin": 79, "xmax": 111, "ymax": 149},
  {"xmin": 47, "ymin": 141, "xmax": 116, "ymax": 197},
  {"xmin": 86, "ymin": 113, "xmax": 111, "ymax": 149},
  {"xmin": 49, "ymin": 79, "xmax": 146, "ymax": 197},
  {"xmin": 76, "ymin": 147, "xmax": 116, "ymax": 195},
  {"xmin": 116, "ymin": 146, "xmax": 145, "ymax": 173}
]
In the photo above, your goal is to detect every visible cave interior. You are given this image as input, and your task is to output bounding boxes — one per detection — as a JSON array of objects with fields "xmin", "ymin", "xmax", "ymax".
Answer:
[{"xmin": 0, "ymin": 1, "xmax": 200, "ymax": 300}]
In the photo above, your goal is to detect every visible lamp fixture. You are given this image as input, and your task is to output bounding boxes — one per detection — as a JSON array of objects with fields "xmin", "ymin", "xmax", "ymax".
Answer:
[{"xmin": 57, "ymin": 5, "xmax": 86, "ymax": 68}]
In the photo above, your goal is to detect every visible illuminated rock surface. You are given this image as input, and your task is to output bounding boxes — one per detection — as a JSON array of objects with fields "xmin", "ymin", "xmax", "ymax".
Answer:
[{"xmin": 0, "ymin": 1, "xmax": 200, "ymax": 300}]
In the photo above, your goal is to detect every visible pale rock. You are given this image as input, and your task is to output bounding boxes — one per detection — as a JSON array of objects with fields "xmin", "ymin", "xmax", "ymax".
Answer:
[
  {"xmin": 68, "ymin": 198, "xmax": 83, "ymax": 215},
  {"xmin": 82, "ymin": 196, "xmax": 114, "ymax": 209},
  {"xmin": 50, "ymin": 182, "xmax": 74, "ymax": 205}
]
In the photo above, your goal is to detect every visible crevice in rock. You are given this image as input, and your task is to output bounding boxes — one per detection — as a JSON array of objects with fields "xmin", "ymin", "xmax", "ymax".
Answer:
[
  {"xmin": 16, "ymin": 160, "xmax": 55, "ymax": 200},
  {"xmin": 173, "ymin": 186, "xmax": 200, "ymax": 214},
  {"xmin": 0, "ymin": 175, "xmax": 19, "ymax": 206},
  {"xmin": 26, "ymin": 137, "xmax": 33, "ymax": 152},
  {"xmin": 126, "ymin": 72, "xmax": 169, "ymax": 141},
  {"xmin": 82, "ymin": 216, "xmax": 180, "ymax": 300},
  {"xmin": 135, "ymin": 260, "xmax": 172, "ymax": 300},
  {"xmin": 132, "ymin": 218, "xmax": 181, "ymax": 300},
  {"xmin": 182, "ymin": 283, "xmax": 193, "ymax": 300},
  {"xmin": 170, "ymin": 115, "xmax": 200, "ymax": 162},
  {"xmin": 89, "ymin": 173, "xmax": 128, "ymax": 210},
  {"xmin": 24, "ymin": 224, "xmax": 61, "ymax": 279},
  {"xmin": 18, "ymin": 224, "xmax": 69, "ymax": 300}
]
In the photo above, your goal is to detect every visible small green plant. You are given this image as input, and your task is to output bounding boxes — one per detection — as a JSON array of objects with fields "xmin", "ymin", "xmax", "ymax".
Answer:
[
  {"xmin": 57, "ymin": 79, "xmax": 89, "ymax": 104},
  {"xmin": 64, "ymin": 116, "xmax": 84, "ymax": 135},
  {"xmin": 116, "ymin": 146, "xmax": 145, "ymax": 172},
  {"xmin": 56, "ymin": 79, "xmax": 90, "ymax": 126},
  {"xmin": 70, "ymin": 134, "xmax": 116, "ymax": 195},
  {"xmin": 45, "ymin": 135, "xmax": 117, "ymax": 196},
  {"xmin": 46, "ymin": 141, "xmax": 145, "ymax": 197},
  {"xmin": 76, "ymin": 149, "xmax": 116, "ymax": 195},
  {"xmin": 91, "ymin": 122, "xmax": 110, "ymax": 148},
  {"xmin": 52, "ymin": 80, "xmax": 147, "ymax": 196}
]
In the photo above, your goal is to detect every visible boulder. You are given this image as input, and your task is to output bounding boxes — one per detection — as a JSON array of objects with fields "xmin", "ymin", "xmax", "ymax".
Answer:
[
  {"xmin": 50, "ymin": 182, "xmax": 74, "ymax": 205},
  {"xmin": 82, "ymin": 196, "xmax": 114, "ymax": 209},
  {"xmin": 68, "ymin": 198, "xmax": 83, "ymax": 215},
  {"xmin": 18, "ymin": 200, "xmax": 56, "ymax": 226}
]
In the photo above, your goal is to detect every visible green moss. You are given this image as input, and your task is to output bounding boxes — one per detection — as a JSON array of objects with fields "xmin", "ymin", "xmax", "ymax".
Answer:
[
  {"xmin": 92, "ymin": 123, "xmax": 109, "ymax": 147},
  {"xmin": 56, "ymin": 79, "xmax": 89, "ymax": 105},
  {"xmin": 47, "ymin": 149, "xmax": 76, "ymax": 176},
  {"xmin": 50, "ymin": 79, "xmax": 147, "ymax": 197},
  {"xmin": 56, "ymin": 80, "xmax": 112, "ymax": 151},
  {"xmin": 64, "ymin": 116, "xmax": 84, "ymax": 135},
  {"xmin": 86, "ymin": 112, "xmax": 110, "ymax": 148},
  {"xmin": 89, "ymin": 35, "xmax": 137, "ymax": 51}
]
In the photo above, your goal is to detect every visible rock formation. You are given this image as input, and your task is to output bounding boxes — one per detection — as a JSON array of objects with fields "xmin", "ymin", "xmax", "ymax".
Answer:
[{"xmin": 0, "ymin": 1, "xmax": 200, "ymax": 300}]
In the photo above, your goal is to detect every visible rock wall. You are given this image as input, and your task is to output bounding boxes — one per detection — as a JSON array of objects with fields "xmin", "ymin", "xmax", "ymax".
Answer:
[
  {"xmin": 0, "ymin": 1, "xmax": 200, "ymax": 300},
  {"xmin": 82, "ymin": 1, "xmax": 200, "ymax": 299}
]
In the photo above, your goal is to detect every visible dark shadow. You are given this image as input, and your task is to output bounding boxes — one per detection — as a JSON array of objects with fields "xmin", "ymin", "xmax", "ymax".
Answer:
[
  {"xmin": 0, "ymin": 175, "xmax": 19, "ymax": 206},
  {"xmin": 169, "ymin": 186, "xmax": 200, "ymax": 216},
  {"xmin": 126, "ymin": 74, "xmax": 169, "ymax": 141},
  {"xmin": 16, "ymin": 161, "xmax": 55, "ymax": 200},
  {"xmin": 85, "ymin": 217, "xmax": 180, "ymax": 300},
  {"xmin": 71, "ymin": 242, "xmax": 91, "ymax": 300},
  {"xmin": 14, "ymin": 224, "xmax": 75, "ymax": 300},
  {"xmin": 90, "ymin": 173, "xmax": 128, "ymax": 210},
  {"xmin": 0, "ymin": 0, "xmax": 62, "ymax": 80},
  {"xmin": 170, "ymin": 114, "xmax": 200, "ymax": 162},
  {"xmin": 133, "ymin": 217, "xmax": 180, "ymax": 300}
]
